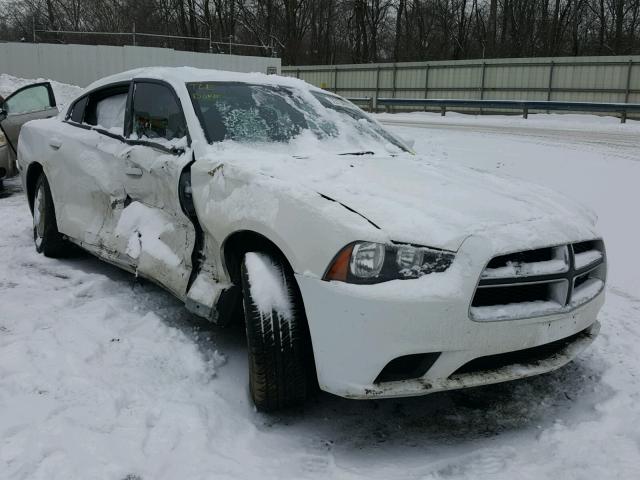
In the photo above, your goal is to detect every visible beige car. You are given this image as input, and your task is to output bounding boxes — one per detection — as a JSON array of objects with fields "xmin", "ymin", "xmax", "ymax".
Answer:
[
  {"xmin": 0, "ymin": 130, "xmax": 8, "ymax": 189},
  {"xmin": 0, "ymin": 83, "xmax": 59, "ymax": 189}
]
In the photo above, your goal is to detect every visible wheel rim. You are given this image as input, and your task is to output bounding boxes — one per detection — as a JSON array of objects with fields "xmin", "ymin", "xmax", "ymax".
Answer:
[{"xmin": 34, "ymin": 184, "xmax": 45, "ymax": 243}]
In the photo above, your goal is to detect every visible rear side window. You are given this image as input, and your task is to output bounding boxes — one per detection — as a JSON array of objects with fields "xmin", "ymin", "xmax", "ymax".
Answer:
[
  {"xmin": 131, "ymin": 82, "xmax": 187, "ymax": 142},
  {"xmin": 95, "ymin": 94, "xmax": 127, "ymax": 132},
  {"xmin": 83, "ymin": 84, "xmax": 130, "ymax": 135}
]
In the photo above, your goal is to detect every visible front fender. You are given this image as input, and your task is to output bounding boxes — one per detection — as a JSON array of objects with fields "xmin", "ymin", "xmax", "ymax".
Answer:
[{"xmin": 190, "ymin": 159, "xmax": 388, "ymax": 279}]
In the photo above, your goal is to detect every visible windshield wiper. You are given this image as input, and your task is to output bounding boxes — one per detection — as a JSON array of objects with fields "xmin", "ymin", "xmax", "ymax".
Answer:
[{"xmin": 338, "ymin": 151, "xmax": 375, "ymax": 156}]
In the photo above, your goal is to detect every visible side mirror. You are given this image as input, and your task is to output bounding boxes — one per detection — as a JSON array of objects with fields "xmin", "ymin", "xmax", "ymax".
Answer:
[
  {"xmin": 0, "ymin": 108, "xmax": 6, "ymax": 123},
  {"xmin": 400, "ymin": 135, "xmax": 415, "ymax": 149}
]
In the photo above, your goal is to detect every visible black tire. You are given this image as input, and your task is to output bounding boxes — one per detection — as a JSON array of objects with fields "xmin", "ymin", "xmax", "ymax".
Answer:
[
  {"xmin": 240, "ymin": 252, "xmax": 311, "ymax": 411},
  {"xmin": 33, "ymin": 174, "xmax": 68, "ymax": 258}
]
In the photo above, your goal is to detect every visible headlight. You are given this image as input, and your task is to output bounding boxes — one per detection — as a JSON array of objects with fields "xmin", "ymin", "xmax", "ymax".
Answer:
[{"xmin": 324, "ymin": 241, "xmax": 455, "ymax": 284}]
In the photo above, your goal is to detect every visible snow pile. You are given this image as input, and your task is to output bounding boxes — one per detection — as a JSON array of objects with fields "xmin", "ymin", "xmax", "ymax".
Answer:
[{"xmin": 244, "ymin": 252, "xmax": 292, "ymax": 319}]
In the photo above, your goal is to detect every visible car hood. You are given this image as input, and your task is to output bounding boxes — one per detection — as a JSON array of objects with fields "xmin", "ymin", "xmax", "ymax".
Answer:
[{"xmin": 215, "ymin": 150, "xmax": 598, "ymax": 251}]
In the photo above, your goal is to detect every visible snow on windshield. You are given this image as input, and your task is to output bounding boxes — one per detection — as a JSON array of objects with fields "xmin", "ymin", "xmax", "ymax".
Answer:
[{"xmin": 186, "ymin": 82, "xmax": 407, "ymax": 154}]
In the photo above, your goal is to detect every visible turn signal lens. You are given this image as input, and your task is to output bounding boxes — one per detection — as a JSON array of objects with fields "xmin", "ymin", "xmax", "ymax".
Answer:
[{"xmin": 324, "ymin": 243, "xmax": 353, "ymax": 282}]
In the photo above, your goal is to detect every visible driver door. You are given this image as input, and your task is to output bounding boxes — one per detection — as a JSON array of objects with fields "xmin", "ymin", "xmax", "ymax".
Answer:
[
  {"xmin": 114, "ymin": 80, "xmax": 196, "ymax": 299},
  {"xmin": 0, "ymin": 83, "xmax": 58, "ymax": 176}
]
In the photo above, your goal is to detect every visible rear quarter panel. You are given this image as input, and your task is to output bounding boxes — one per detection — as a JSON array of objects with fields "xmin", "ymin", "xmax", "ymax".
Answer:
[{"xmin": 17, "ymin": 117, "xmax": 65, "ymax": 184}]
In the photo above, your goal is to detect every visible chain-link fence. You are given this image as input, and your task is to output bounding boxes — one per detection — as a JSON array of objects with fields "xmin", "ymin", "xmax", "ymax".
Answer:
[{"xmin": 30, "ymin": 28, "xmax": 276, "ymax": 58}]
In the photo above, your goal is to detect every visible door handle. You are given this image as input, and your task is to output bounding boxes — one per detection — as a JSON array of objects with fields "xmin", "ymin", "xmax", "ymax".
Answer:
[
  {"xmin": 49, "ymin": 139, "xmax": 62, "ymax": 150},
  {"xmin": 125, "ymin": 166, "xmax": 143, "ymax": 177}
]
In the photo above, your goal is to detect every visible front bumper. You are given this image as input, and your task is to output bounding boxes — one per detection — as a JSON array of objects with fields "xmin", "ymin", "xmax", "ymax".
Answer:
[{"xmin": 296, "ymin": 235, "xmax": 604, "ymax": 399}]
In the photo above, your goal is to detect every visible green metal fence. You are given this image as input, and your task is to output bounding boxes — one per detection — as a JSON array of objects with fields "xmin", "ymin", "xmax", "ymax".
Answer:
[{"xmin": 282, "ymin": 56, "xmax": 640, "ymax": 112}]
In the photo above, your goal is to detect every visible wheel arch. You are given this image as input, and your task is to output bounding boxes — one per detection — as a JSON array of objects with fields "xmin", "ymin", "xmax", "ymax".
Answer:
[{"xmin": 221, "ymin": 229, "xmax": 296, "ymax": 286}]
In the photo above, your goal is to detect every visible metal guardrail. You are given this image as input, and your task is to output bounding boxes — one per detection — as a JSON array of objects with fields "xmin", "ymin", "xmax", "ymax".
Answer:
[
  {"xmin": 348, "ymin": 97, "xmax": 640, "ymax": 123},
  {"xmin": 345, "ymin": 97, "xmax": 374, "ymax": 111}
]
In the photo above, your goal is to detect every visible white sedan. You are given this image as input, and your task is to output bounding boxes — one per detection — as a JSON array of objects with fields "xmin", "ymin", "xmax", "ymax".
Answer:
[{"xmin": 7, "ymin": 67, "xmax": 606, "ymax": 411}]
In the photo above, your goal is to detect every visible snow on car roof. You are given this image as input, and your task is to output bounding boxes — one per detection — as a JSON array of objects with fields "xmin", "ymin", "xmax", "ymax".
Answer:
[{"xmin": 85, "ymin": 66, "xmax": 323, "ymax": 94}]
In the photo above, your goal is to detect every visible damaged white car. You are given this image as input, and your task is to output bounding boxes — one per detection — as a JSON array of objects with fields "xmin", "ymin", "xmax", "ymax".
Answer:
[{"xmin": 11, "ymin": 67, "xmax": 606, "ymax": 411}]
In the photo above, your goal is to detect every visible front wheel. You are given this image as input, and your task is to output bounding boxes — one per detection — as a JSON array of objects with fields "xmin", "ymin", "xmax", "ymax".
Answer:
[
  {"xmin": 33, "ymin": 174, "xmax": 68, "ymax": 257},
  {"xmin": 240, "ymin": 252, "xmax": 312, "ymax": 411}
]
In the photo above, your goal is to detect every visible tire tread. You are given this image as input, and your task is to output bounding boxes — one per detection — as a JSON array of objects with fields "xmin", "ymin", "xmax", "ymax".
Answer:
[{"xmin": 241, "ymin": 254, "xmax": 309, "ymax": 411}]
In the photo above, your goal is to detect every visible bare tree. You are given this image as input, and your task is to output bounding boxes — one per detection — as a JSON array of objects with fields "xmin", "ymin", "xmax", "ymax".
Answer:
[{"xmin": 2, "ymin": 0, "xmax": 640, "ymax": 64}]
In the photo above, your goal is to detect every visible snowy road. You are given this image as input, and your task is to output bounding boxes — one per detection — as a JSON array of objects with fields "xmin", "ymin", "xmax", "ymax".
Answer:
[
  {"xmin": 1, "ymin": 77, "xmax": 640, "ymax": 479},
  {"xmin": 382, "ymin": 118, "xmax": 640, "ymax": 161}
]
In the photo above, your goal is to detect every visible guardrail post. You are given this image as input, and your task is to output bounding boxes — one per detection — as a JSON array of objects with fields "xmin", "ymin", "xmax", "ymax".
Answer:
[
  {"xmin": 523, "ymin": 107, "xmax": 528, "ymax": 119},
  {"xmin": 392, "ymin": 63, "xmax": 397, "ymax": 98},
  {"xmin": 547, "ymin": 61, "xmax": 555, "ymax": 101},
  {"xmin": 480, "ymin": 62, "xmax": 487, "ymax": 115},
  {"xmin": 625, "ymin": 59, "xmax": 633, "ymax": 104},
  {"xmin": 391, "ymin": 63, "xmax": 398, "ymax": 113},
  {"xmin": 296, "ymin": 68, "xmax": 300, "ymax": 79},
  {"xmin": 423, "ymin": 64, "xmax": 430, "ymax": 111},
  {"xmin": 334, "ymin": 66, "xmax": 338, "ymax": 93},
  {"xmin": 621, "ymin": 110, "xmax": 627, "ymax": 123},
  {"xmin": 374, "ymin": 66, "xmax": 380, "ymax": 112},
  {"xmin": 441, "ymin": 105, "xmax": 446, "ymax": 116}
]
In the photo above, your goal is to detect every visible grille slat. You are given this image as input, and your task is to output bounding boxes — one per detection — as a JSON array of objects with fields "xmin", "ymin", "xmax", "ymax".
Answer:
[{"xmin": 471, "ymin": 240, "xmax": 605, "ymax": 321}]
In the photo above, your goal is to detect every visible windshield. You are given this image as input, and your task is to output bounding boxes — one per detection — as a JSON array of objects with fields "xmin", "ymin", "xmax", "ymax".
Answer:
[{"xmin": 186, "ymin": 82, "xmax": 408, "ymax": 153}]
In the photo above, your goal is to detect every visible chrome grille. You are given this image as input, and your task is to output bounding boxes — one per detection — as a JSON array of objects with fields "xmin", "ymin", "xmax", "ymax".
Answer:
[{"xmin": 471, "ymin": 240, "xmax": 606, "ymax": 321}]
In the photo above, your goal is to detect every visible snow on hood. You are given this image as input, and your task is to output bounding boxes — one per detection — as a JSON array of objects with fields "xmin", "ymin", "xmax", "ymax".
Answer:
[{"xmin": 202, "ymin": 143, "xmax": 598, "ymax": 251}]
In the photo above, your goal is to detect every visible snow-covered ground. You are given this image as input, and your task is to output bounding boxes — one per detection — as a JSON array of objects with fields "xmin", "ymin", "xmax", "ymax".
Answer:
[{"xmin": 1, "ymin": 76, "xmax": 639, "ymax": 479}]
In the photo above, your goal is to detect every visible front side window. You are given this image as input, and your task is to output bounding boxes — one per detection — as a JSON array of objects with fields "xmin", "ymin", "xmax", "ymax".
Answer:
[
  {"xmin": 82, "ymin": 86, "xmax": 129, "ymax": 134},
  {"xmin": 131, "ymin": 82, "xmax": 187, "ymax": 142},
  {"xmin": 186, "ymin": 81, "xmax": 408, "ymax": 153},
  {"xmin": 4, "ymin": 85, "xmax": 53, "ymax": 115}
]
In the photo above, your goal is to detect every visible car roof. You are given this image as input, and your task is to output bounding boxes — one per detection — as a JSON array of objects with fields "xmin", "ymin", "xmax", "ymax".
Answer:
[{"xmin": 85, "ymin": 66, "xmax": 325, "ymax": 96}]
